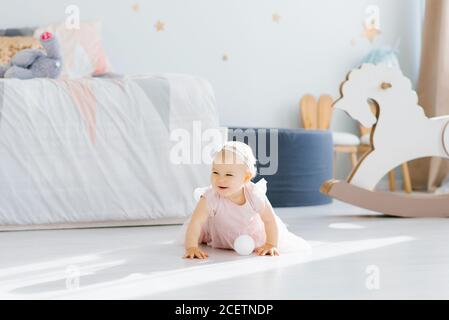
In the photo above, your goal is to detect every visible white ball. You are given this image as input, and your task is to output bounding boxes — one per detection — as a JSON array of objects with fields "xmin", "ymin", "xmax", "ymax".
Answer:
[{"xmin": 233, "ymin": 235, "xmax": 255, "ymax": 255}]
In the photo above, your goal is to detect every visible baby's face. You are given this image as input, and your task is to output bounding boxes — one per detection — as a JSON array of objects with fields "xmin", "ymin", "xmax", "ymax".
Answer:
[{"xmin": 211, "ymin": 150, "xmax": 251, "ymax": 197}]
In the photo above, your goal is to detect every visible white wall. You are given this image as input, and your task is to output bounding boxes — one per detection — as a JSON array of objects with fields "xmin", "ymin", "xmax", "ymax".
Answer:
[{"xmin": 0, "ymin": 0, "xmax": 422, "ymax": 178}]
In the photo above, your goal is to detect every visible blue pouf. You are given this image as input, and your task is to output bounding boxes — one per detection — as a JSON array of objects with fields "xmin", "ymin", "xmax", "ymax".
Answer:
[{"xmin": 229, "ymin": 128, "xmax": 333, "ymax": 207}]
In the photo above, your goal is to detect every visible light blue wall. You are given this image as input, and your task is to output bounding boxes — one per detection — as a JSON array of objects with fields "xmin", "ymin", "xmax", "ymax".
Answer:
[{"xmin": 0, "ymin": 0, "xmax": 421, "ymax": 126}]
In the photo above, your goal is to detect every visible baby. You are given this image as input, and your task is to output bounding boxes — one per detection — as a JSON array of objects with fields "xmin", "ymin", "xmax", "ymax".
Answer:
[{"xmin": 181, "ymin": 141, "xmax": 311, "ymax": 259}]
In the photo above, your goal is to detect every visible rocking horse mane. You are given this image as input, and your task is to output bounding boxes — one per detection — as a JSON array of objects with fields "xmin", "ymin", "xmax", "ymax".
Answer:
[{"xmin": 337, "ymin": 63, "xmax": 425, "ymax": 120}]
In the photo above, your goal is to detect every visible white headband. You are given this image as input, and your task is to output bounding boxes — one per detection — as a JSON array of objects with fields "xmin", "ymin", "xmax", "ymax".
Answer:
[{"xmin": 214, "ymin": 142, "xmax": 257, "ymax": 177}]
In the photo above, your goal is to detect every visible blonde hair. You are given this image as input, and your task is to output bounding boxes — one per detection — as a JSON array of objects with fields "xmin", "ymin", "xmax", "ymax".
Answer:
[{"xmin": 213, "ymin": 141, "xmax": 257, "ymax": 178}]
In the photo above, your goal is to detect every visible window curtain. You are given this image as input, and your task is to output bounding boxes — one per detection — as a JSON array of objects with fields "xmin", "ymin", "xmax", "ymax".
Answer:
[{"xmin": 409, "ymin": 0, "xmax": 449, "ymax": 191}]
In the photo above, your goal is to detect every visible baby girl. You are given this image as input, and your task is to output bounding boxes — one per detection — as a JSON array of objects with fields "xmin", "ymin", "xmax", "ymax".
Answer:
[{"xmin": 180, "ymin": 141, "xmax": 311, "ymax": 259}]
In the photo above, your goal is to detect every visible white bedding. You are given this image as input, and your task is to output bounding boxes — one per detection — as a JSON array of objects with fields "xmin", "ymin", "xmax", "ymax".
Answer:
[{"xmin": 0, "ymin": 74, "xmax": 222, "ymax": 229}]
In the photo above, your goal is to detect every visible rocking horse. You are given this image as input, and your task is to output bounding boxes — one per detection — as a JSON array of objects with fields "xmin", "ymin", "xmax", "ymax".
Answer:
[{"xmin": 321, "ymin": 63, "xmax": 449, "ymax": 217}]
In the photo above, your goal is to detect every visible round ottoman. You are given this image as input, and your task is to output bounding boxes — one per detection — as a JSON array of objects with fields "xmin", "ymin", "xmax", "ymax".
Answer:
[{"xmin": 229, "ymin": 128, "xmax": 333, "ymax": 207}]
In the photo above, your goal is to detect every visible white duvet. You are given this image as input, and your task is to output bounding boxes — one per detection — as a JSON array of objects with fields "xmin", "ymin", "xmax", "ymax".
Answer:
[{"xmin": 0, "ymin": 74, "xmax": 222, "ymax": 228}]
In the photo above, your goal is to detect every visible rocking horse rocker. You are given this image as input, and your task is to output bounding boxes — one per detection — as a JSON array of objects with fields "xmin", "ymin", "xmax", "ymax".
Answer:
[{"xmin": 321, "ymin": 63, "xmax": 449, "ymax": 217}]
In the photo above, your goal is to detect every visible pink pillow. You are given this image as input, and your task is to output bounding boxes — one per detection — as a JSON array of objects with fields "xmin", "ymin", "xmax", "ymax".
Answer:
[{"xmin": 34, "ymin": 21, "xmax": 112, "ymax": 78}]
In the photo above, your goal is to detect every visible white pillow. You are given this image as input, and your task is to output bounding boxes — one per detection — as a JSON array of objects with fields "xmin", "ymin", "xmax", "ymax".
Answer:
[{"xmin": 332, "ymin": 132, "xmax": 360, "ymax": 146}]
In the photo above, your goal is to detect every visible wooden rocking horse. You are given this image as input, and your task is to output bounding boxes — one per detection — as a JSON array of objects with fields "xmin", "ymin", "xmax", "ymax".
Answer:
[{"xmin": 321, "ymin": 64, "xmax": 449, "ymax": 217}]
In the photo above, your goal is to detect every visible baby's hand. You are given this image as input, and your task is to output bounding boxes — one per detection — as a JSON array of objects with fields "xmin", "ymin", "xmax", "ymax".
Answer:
[
  {"xmin": 255, "ymin": 243, "xmax": 279, "ymax": 256},
  {"xmin": 183, "ymin": 247, "xmax": 209, "ymax": 259}
]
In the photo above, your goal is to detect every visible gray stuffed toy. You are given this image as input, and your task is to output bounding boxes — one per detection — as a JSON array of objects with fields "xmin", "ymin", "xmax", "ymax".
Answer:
[{"xmin": 0, "ymin": 31, "xmax": 63, "ymax": 79}]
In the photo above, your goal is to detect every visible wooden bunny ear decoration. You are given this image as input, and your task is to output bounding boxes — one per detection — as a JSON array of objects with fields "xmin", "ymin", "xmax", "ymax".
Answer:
[
  {"xmin": 300, "ymin": 94, "xmax": 318, "ymax": 129},
  {"xmin": 299, "ymin": 94, "xmax": 333, "ymax": 130},
  {"xmin": 317, "ymin": 95, "xmax": 333, "ymax": 130},
  {"xmin": 321, "ymin": 63, "xmax": 449, "ymax": 217}
]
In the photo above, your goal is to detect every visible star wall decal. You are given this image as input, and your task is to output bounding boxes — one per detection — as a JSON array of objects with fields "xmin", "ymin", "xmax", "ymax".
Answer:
[
  {"xmin": 132, "ymin": 4, "xmax": 140, "ymax": 12},
  {"xmin": 154, "ymin": 20, "xmax": 165, "ymax": 32},
  {"xmin": 272, "ymin": 13, "xmax": 281, "ymax": 23}
]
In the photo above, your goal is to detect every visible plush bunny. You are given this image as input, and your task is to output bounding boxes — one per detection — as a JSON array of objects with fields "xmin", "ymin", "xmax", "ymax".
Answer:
[{"xmin": 0, "ymin": 31, "xmax": 63, "ymax": 79}]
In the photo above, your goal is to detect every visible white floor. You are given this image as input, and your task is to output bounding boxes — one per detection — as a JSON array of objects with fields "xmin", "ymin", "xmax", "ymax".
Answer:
[{"xmin": 1, "ymin": 200, "xmax": 449, "ymax": 300}]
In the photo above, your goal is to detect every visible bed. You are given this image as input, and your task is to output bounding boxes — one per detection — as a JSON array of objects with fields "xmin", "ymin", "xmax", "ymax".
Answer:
[{"xmin": 0, "ymin": 73, "xmax": 223, "ymax": 230}]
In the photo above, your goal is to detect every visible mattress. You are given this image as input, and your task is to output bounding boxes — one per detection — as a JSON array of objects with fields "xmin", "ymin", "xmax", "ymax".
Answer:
[{"xmin": 0, "ymin": 73, "xmax": 223, "ymax": 229}]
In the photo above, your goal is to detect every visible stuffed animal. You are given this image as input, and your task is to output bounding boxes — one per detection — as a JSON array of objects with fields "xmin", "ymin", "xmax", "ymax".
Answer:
[{"xmin": 0, "ymin": 31, "xmax": 63, "ymax": 79}]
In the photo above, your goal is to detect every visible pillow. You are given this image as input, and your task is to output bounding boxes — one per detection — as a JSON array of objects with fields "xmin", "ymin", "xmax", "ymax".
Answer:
[
  {"xmin": 0, "ymin": 27, "xmax": 36, "ymax": 37},
  {"xmin": 34, "ymin": 21, "xmax": 112, "ymax": 78},
  {"xmin": 0, "ymin": 36, "xmax": 42, "ymax": 65}
]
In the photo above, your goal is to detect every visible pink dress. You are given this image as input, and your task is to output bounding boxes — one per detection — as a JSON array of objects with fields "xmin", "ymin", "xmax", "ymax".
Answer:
[{"xmin": 178, "ymin": 179, "xmax": 311, "ymax": 254}]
